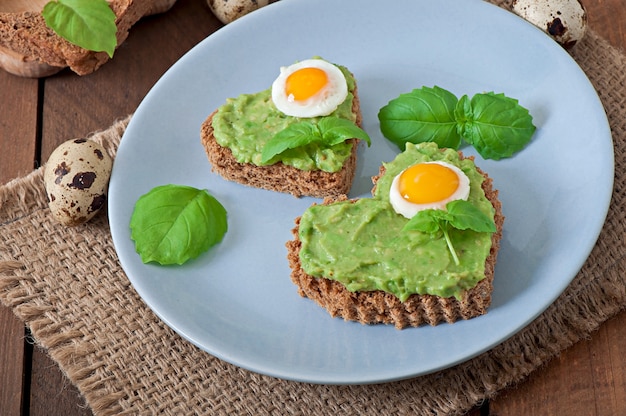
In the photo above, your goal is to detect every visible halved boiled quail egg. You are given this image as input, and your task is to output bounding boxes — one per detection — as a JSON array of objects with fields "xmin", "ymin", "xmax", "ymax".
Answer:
[
  {"xmin": 389, "ymin": 161, "xmax": 470, "ymax": 219},
  {"xmin": 271, "ymin": 59, "xmax": 348, "ymax": 118}
]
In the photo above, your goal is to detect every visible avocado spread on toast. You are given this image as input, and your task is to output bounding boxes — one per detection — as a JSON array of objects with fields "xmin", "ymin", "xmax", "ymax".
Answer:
[
  {"xmin": 211, "ymin": 65, "xmax": 357, "ymax": 172},
  {"xmin": 297, "ymin": 143, "xmax": 496, "ymax": 301}
]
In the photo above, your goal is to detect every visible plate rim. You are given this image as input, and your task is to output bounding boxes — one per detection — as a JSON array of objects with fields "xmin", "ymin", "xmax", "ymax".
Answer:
[{"xmin": 108, "ymin": 0, "xmax": 614, "ymax": 384}]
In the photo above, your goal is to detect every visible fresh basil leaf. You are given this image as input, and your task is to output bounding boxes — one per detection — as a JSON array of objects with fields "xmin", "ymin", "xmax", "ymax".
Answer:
[
  {"xmin": 261, "ymin": 117, "xmax": 370, "ymax": 164},
  {"xmin": 42, "ymin": 0, "xmax": 117, "ymax": 58},
  {"xmin": 318, "ymin": 117, "xmax": 371, "ymax": 146},
  {"xmin": 378, "ymin": 85, "xmax": 462, "ymax": 150},
  {"xmin": 457, "ymin": 92, "xmax": 536, "ymax": 160},
  {"xmin": 379, "ymin": 86, "xmax": 536, "ymax": 160},
  {"xmin": 402, "ymin": 209, "xmax": 450, "ymax": 233},
  {"xmin": 260, "ymin": 122, "xmax": 321, "ymax": 163},
  {"xmin": 402, "ymin": 208, "xmax": 461, "ymax": 264},
  {"xmin": 401, "ymin": 200, "xmax": 495, "ymax": 265},
  {"xmin": 446, "ymin": 200, "xmax": 496, "ymax": 233},
  {"xmin": 130, "ymin": 185, "xmax": 228, "ymax": 265}
]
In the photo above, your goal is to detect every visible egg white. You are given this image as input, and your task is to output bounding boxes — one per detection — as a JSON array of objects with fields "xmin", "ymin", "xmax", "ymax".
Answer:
[
  {"xmin": 271, "ymin": 59, "xmax": 348, "ymax": 118},
  {"xmin": 389, "ymin": 161, "xmax": 471, "ymax": 219}
]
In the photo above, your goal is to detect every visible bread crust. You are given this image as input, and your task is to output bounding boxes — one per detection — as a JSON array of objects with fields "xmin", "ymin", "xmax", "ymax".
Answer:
[
  {"xmin": 0, "ymin": 0, "xmax": 177, "ymax": 77},
  {"xmin": 286, "ymin": 156, "xmax": 504, "ymax": 329},
  {"xmin": 200, "ymin": 86, "xmax": 363, "ymax": 198}
]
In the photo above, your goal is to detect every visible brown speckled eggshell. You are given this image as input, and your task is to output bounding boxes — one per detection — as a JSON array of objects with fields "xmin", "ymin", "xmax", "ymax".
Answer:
[
  {"xmin": 512, "ymin": 0, "xmax": 587, "ymax": 49},
  {"xmin": 207, "ymin": 0, "xmax": 270, "ymax": 24},
  {"xmin": 43, "ymin": 139, "xmax": 113, "ymax": 226}
]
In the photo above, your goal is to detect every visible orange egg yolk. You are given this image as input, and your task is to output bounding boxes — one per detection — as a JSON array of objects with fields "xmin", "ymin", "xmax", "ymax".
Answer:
[
  {"xmin": 398, "ymin": 163, "xmax": 460, "ymax": 204},
  {"xmin": 285, "ymin": 67, "xmax": 328, "ymax": 102}
]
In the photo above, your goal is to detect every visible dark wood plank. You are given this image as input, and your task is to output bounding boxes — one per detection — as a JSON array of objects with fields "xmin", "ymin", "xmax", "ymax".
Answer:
[
  {"xmin": 585, "ymin": 0, "xmax": 626, "ymax": 52},
  {"xmin": 0, "ymin": 308, "xmax": 25, "ymax": 416},
  {"xmin": 29, "ymin": 347, "xmax": 92, "ymax": 416},
  {"xmin": 0, "ymin": 70, "xmax": 39, "ymax": 182},
  {"xmin": 593, "ymin": 315, "xmax": 626, "ymax": 413},
  {"xmin": 0, "ymin": 62, "xmax": 40, "ymax": 416},
  {"xmin": 491, "ymin": 314, "xmax": 626, "ymax": 414}
]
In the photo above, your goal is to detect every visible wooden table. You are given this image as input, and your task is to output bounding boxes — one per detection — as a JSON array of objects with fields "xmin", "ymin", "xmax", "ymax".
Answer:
[{"xmin": 0, "ymin": 1, "xmax": 624, "ymax": 414}]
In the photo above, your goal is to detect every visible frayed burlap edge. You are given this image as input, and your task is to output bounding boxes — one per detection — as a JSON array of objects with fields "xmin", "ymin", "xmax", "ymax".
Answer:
[
  {"xmin": 0, "ymin": 116, "xmax": 130, "ymax": 414},
  {"xmin": 1, "ymin": 23, "xmax": 625, "ymax": 416}
]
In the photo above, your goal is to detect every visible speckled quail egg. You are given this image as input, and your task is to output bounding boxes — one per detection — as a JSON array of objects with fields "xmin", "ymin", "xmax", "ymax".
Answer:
[
  {"xmin": 44, "ymin": 138, "xmax": 113, "ymax": 226},
  {"xmin": 512, "ymin": 0, "xmax": 587, "ymax": 49},
  {"xmin": 389, "ymin": 161, "xmax": 470, "ymax": 219},
  {"xmin": 206, "ymin": 0, "xmax": 270, "ymax": 24}
]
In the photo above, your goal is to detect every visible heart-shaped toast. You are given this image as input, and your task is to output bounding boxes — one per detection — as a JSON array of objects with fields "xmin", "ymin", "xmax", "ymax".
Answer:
[{"xmin": 287, "ymin": 142, "xmax": 504, "ymax": 329}]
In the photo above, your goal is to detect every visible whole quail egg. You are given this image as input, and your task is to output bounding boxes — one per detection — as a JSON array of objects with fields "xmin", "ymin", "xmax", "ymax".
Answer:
[
  {"xmin": 512, "ymin": 0, "xmax": 587, "ymax": 49},
  {"xmin": 206, "ymin": 0, "xmax": 270, "ymax": 24},
  {"xmin": 44, "ymin": 138, "xmax": 113, "ymax": 226}
]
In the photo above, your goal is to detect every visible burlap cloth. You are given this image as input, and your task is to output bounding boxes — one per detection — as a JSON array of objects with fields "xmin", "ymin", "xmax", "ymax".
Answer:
[{"xmin": 1, "ymin": 4, "xmax": 625, "ymax": 415}]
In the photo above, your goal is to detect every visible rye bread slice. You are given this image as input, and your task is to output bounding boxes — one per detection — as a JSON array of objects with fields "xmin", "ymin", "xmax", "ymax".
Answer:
[
  {"xmin": 200, "ymin": 86, "xmax": 363, "ymax": 198},
  {"xmin": 0, "ymin": 0, "xmax": 177, "ymax": 77},
  {"xmin": 286, "ymin": 157, "xmax": 504, "ymax": 329}
]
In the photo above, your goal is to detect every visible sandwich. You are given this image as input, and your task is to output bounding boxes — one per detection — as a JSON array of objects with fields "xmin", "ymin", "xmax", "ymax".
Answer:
[
  {"xmin": 286, "ymin": 142, "xmax": 504, "ymax": 329},
  {"xmin": 200, "ymin": 57, "xmax": 369, "ymax": 198}
]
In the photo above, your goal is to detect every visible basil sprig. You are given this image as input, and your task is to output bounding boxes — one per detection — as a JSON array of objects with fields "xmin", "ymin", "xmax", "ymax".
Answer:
[
  {"xmin": 130, "ymin": 185, "xmax": 228, "ymax": 265},
  {"xmin": 42, "ymin": 0, "xmax": 118, "ymax": 58},
  {"xmin": 402, "ymin": 200, "xmax": 496, "ymax": 265},
  {"xmin": 261, "ymin": 117, "xmax": 371, "ymax": 164},
  {"xmin": 378, "ymin": 85, "xmax": 536, "ymax": 160}
]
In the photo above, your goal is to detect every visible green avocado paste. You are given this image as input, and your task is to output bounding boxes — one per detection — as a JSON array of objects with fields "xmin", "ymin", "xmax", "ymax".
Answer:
[
  {"xmin": 211, "ymin": 63, "xmax": 357, "ymax": 172},
  {"xmin": 297, "ymin": 142, "xmax": 496, "ymax": 301}
]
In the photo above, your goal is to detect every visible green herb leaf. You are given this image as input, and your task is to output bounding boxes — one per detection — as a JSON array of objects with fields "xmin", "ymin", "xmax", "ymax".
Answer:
[
  {"xmin": 42, "ymin": 0, "xmax": 117, "ymax": 58},
  {"xmin": 402, "ymin": 200, "xmax": 496, "ymax": 265},
  {"xmin": 261, "ymin": 117, "xmax": 370, "ymax": 164},
  {"xmin": 378, "ymin": 86, "xmax": 536, "ymax": 159},
  {"xmin": 378, "ymin": 85, "xmax": 462, "ymax": 150},
  {"xmin": 130, "ymin": 185, "xmax": 228, "ymax": 265},
  {"xmin": 317, "ymin": 117, "xmax": 372, "ymax": 146},
  {"xmin": 446, "ymin": 200, "xmax": 497, "ymax": 232},
  {"xmin": 456, "ymin": 92, "xmax": 536, "ymax": 160},
  {"xmin": 402, "ymin": 208, "xmax": 450, "ymax": 234},
  {"xmin": 261, "ymin": 122, "xmax": 319, "ymax": 163}
]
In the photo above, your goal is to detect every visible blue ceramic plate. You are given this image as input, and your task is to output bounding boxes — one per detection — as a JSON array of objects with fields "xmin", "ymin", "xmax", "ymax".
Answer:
[{"xmin": 109, "ymin": 0, "xmax": 613, "ymax": 384}]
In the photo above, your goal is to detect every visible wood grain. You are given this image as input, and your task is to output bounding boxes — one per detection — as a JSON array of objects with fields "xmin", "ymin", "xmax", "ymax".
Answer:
[
  {"xmin": 0, "ymin": 73, "xmax": 39, "ymax": 183},
  {"xmin": 0, "ymin": 308, "xmax": 25, "ymax": 416},
  {"xmin": 491, "ymin": 314, "xmax": 626, "ymax": 414},
  {"xmin": 29, "ymin": 349, "xmax": 92, "ymax": 416},
  {"xmin": 0, "ymin": 62, "xmax": 39, "ymax": 416},
  {"xmin": 0, "ymin": 0, "xmax": 624, "ymax": 415},
  {"xmin": 585, "ymin": 0, "xmax": 626, "ymax": 52}
]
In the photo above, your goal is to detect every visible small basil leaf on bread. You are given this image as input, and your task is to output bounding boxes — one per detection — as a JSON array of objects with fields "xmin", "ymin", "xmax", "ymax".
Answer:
[
  {"xmin": 402, "ymin": 200, "xmax": 496, "ymax": 265},
  {"xmin": 261, "ymin": 117, "xmax": 370, "ymax": 164},
  {"xmin": 42, "ymin": 0, "xmax": 117, "ymax": 58},
  {"xmin": 445, "ymin": 200, "xmax": 497, "ymax": 233}
]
